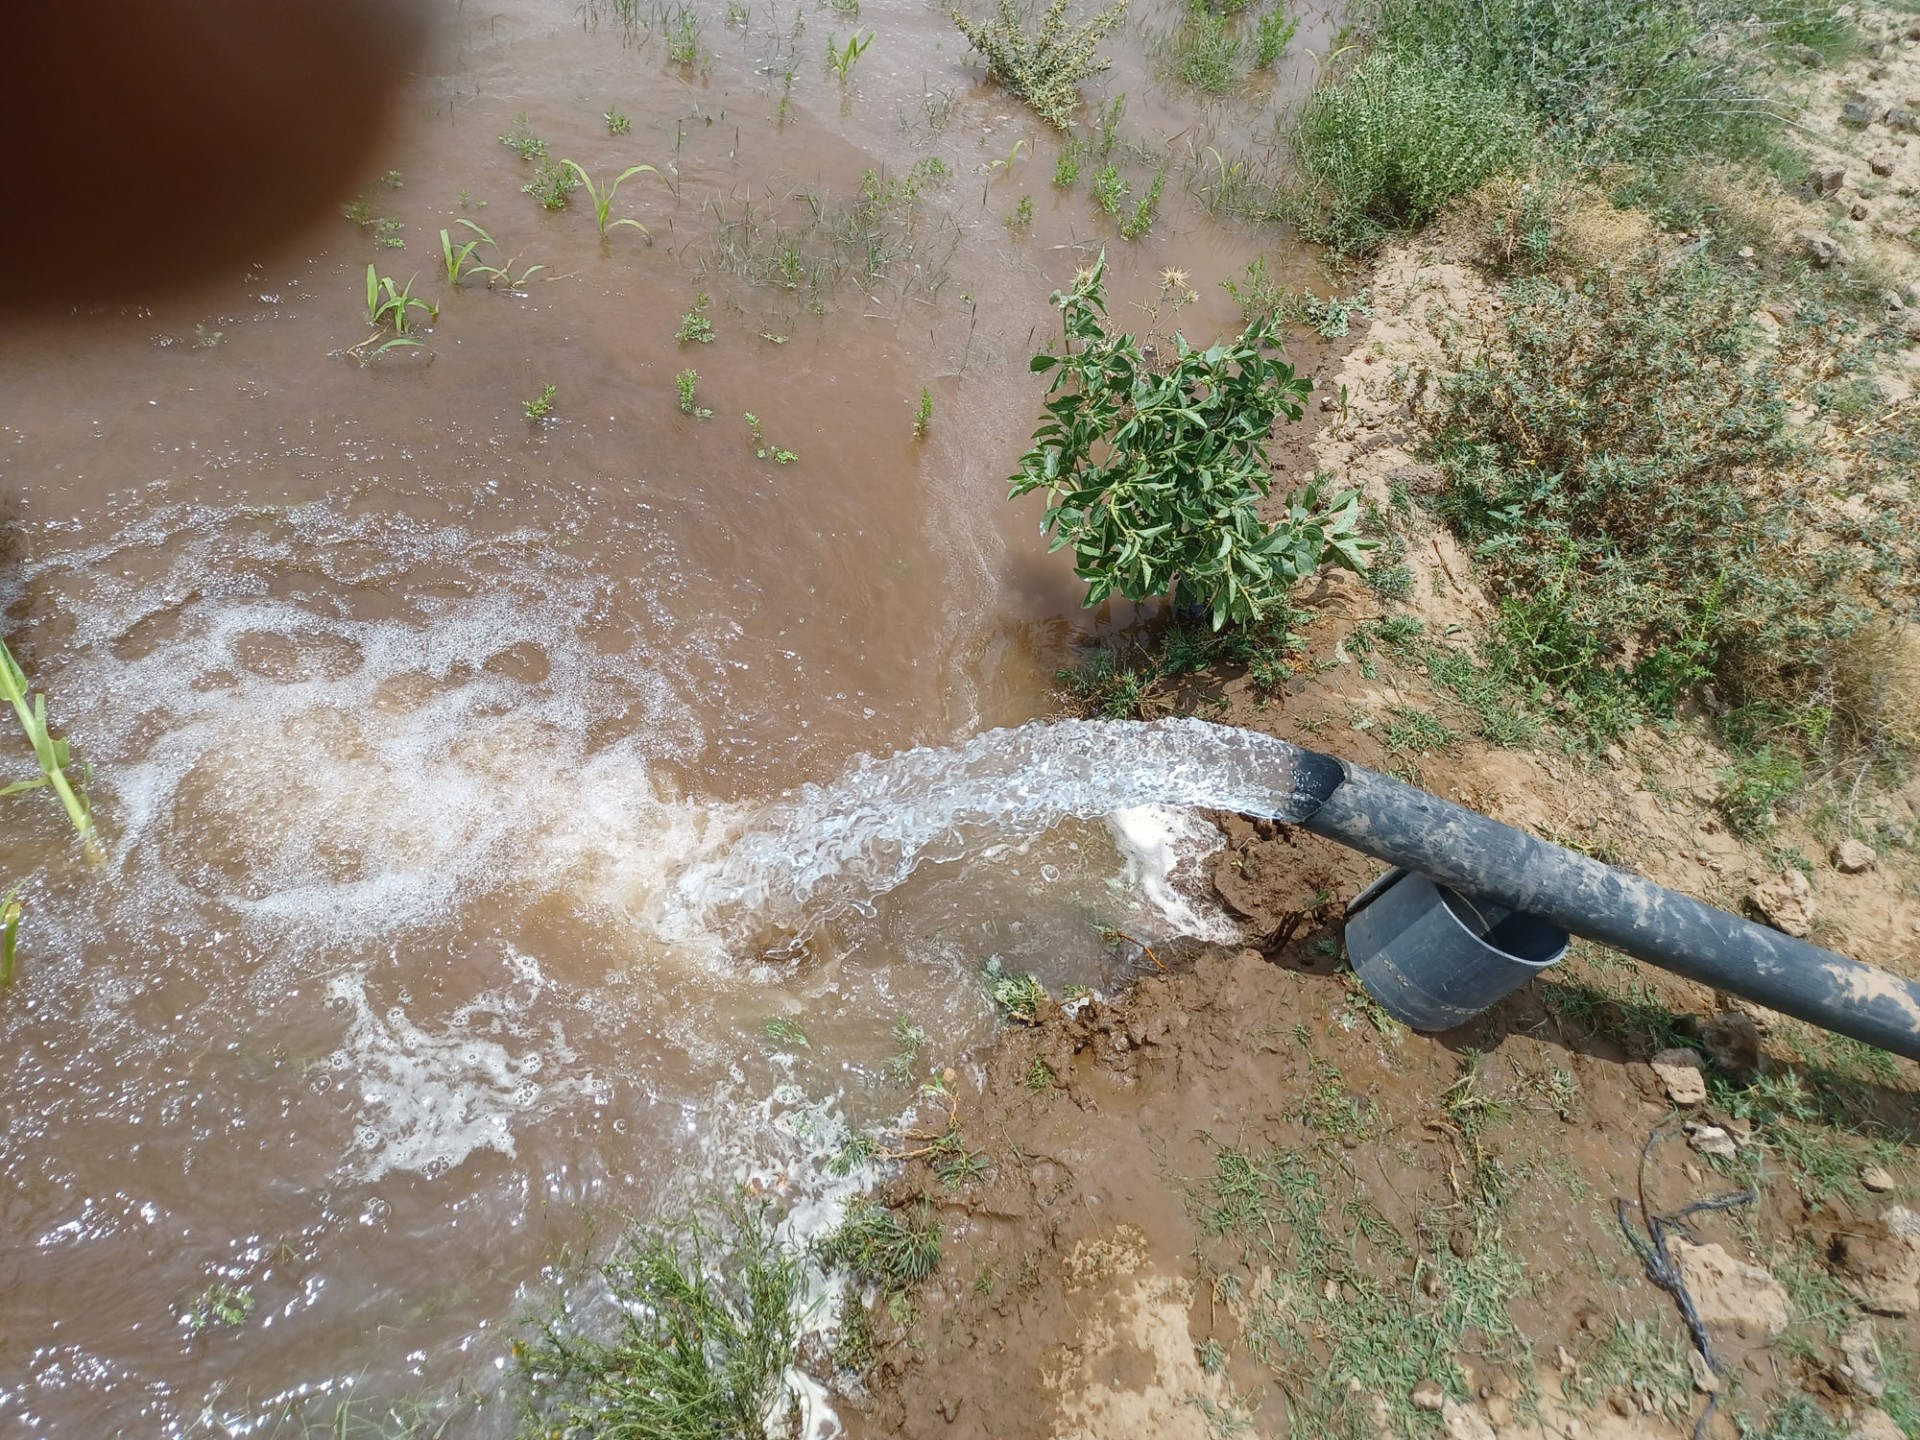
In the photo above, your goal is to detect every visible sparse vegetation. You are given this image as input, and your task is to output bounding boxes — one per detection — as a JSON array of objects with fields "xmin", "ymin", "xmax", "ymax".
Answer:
[
  {"xmin": 523, "ymin": 383, "xmax": 557, "ymax": 422},
  {"xmin": 562, "ymin": 160, "xmax": 656, "ymax": 240},
  {"xmin": 912, "ymin": 387, "xmax": 934, "ymax": 440},
  {"xmin": 676, "ymin": 368, "xmax": 711, "ymax": 417}
]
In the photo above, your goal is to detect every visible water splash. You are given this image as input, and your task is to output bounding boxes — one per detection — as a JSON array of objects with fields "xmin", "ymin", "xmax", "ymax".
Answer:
[{"xmin": 663, "ymin": 718, "xmax": 1318, "ymax": 942}]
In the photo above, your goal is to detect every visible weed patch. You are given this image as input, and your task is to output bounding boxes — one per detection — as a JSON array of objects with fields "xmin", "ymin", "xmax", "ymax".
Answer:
[
  {"xmin": 950, "ymin": 0, "xmax": 1130, "ymax": 130},
  {"xmin": 517, "ymin": 1200, "xmax": 807, "ymax": 1440}
]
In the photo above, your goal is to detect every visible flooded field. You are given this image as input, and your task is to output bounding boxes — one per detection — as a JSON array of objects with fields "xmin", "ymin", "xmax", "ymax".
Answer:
[{"xmin": 0, "ymin": 0, "xmax": 1341, "ymax": 1431}]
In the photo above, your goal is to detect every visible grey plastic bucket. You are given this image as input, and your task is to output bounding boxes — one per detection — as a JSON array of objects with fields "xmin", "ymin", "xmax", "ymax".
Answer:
[{"xmin": 1343, "ymin": 868, "xmax": 1569, "ymax": 1031}]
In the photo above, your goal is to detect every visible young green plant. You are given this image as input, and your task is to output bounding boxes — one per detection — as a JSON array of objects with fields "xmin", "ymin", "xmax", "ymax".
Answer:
[
  {"xmin": 524, "ymin": 383, "xmax": 557, "ymax": 421},
  {"xmin": 439, "ymin": 220, "xmax": 495, "ymax": 286},
  {"xmin": 827, "ymin": 29, "xmax": 874, "ymax": 80},
  {"xmin": 1010, "ymin": 252, "xmax": 1371, "ymax": 629},
  {"xmin": 1, "ymin": 638, "xmax": 101, "ymax": 861},
  {"xmin": 362, "ymin": 266, "xmax": 437, "ymax": 354},
  {"xmin": 0, "ymin": 886, "xmax": 19, "ymax": 987},
  {"xmin": 676, "ymin": 368, "xmax": 712, "ymax": 417},
  {"xmin": 744, "ymin": 413, "xmax": 798, "ymax": 463},
  {"xmin": 913, "ymin": 387, "xmax": 934, "ymax": 440},
  {"xmin": 561, "ymin": 160, "xmax": 657, "ymax": 241}
]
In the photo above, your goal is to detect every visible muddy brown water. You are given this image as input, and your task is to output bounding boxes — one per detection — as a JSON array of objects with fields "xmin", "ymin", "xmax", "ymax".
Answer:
[{"xmin": 0, "ymin": 0, "xmax": 1341, "ymax": 1431}]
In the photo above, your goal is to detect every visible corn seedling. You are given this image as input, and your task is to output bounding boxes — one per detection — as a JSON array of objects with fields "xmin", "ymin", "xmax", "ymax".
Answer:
[
  {"xmin": 676, "ymin": 293, "xmax": 716, "ymax": 344},
  {"xmin": 827, "ymin": 29, "xmax": 874, "ymax": 80},
  {"xmin": 744, "ymin": 413, "xmax": 798, "ymax": 463},
  {"xmin": 913, "ymin": 387, "xmax": 934, "ymax": 440},
  {"xmin": 1, "ymin": 887, "xmax": 19, "ymax": 988},
  {"xmin": 472, "ymin": 252, "xmax": 547, "ymax": 292},
  {"xmin": 439, "ymin": 220, "xmax": 494, "ymax": 286},
  {"xmin": 360, "ymin": 266, "xmax": 436, "ymax": 357},
  {"xmin": 1, "ymin": 639, "xmax": 101, "ymax": 861},
  {"xmin": 561, "ymin": 160, "xmax": 657, "ymax": 241},
  {"xmin": 500, "ymin": 112, "xmax": 548, "ymax": 161},
  {"xmin": 676, "ymin": 368, "xmax": 712, "ymax": 417},
  {"xmin": 605, "ymin": 103, "xmax": 632, "ymax": 135},
  {"xmin": 524, "ymin": 383, "xmax": 557, "ymax": 422}
]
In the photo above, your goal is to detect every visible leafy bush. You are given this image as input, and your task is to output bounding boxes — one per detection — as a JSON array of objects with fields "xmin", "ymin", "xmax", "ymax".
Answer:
[
  {"xmin": 517, "ymin": 1202, "xmax": 806, "ymax": 1440},
  {"xmin": 1295, "ymin": 50, "xmax": 1528, "ymax": 252},
  {"xmin": 1010, "ymin": 253, "xmax": 1371, "ymax": 629},
  {"xmin": 950, "ymin": 0, "xmax": 1130, "ymax": 129},
  {"xmin": 1417, "ymin": 258, "xmax": 1920, "ymax": 742}
]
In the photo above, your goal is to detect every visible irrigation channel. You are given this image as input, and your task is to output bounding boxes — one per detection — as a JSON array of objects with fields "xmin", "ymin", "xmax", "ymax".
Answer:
[{"xmin": 0, "ymin": 0, "xmax": 1353, "ymax": 1431}]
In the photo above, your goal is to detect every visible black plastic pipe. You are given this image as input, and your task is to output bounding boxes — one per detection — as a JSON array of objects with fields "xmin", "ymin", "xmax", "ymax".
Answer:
[{"xmin": 1287, "ymin": 753, "xmax": 1920, "ymax": 1061}]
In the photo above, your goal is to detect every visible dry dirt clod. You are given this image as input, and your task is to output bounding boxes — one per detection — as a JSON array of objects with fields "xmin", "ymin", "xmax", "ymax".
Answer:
[
  {"xmin": 1649, "ymin": 1047, "xmax": 1709, "ymax": 1105},
  {"xmin": 1858, "ymin": 1409, "xmax": 1904, "ymax": 1440},
  {"xmin": 1668, "ymin": 1238, "xmax": 1792, "ymax": 1338},
  {"xmin": 1686, "ymin": 1122, "xmax": 1739, "ymax": 1159},
  {"xmin": 1692, "ymin": 1010, "xmax": 1763, "ymax": 1084},
  {"xmin": 1841, "ymin": 1321, "xmax": 1886, "ymax": 1399},
  {"xmin": 1843, "ymin": 99, "xmax": 1882, "ymax": 126},
  {"xmin": 1810, "ymin": 161, "xmax": 1847, "ymax": 194},
  {"xmin": 1831, "ymin": 1206, "xmax": 1920, "ymax": 1316},
  {"xmin": 1871, "ymin": 153, "xmax": 1898, "ymax": 177},
  {"xmin": 1484, "ymin": 1395, "xmax": 1514, "ymax": 1431},
  {"xmin": 936, "ymin": 1393, "xmax": 963, "ymax": 1423},
  {"xmin": 1442, "ymin": 1398, "xmax": 1497, "ymax": 1440},
  {"xmin": 1750, "ymin": 868, "xmax": 1816, "ymax": 936},
  {"xmin": 1791, "ymin": 228, "xmax": 1854, "ymax": 269},
  {"xmin": 1833, "ymin": 838, "xmax": 1878, "ymax": 874},
  {"xmin": 1688, "ymin": 1347, "xmax": 1720, "ymax": 1394},
  {"xmin": 1862, "ymin": 1165, "xmax": 1896, "ymax": 1194},
  {"xmin": 1412, "ymin": 1379, "xmax": 1446, "ymax": 1412}
]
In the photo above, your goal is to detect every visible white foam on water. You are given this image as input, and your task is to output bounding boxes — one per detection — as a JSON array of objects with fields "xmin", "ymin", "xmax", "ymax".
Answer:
[
  {"xmin": 324, "ymin": 952, "xmax": 601, "ymax": 1182},
  {"xmin": 1108, "ymin": 804, "xmax": 1239, "ymax": 943}
]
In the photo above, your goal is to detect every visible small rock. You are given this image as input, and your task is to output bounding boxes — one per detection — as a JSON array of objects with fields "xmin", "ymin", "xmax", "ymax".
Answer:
[
  {"xmin": 1669, "ymin": 1238, "xmax": 1792, "ymax": 1338},
  {"xmin": 1650, "ymin": 1047, "xmax": 1709, "ymax": 1106},
  {"xmin": 1792, "ymin": 228, "xmax": 1853, "ymax": 269},
  {"xmin": 1851, "ymin": 201, "xmax": 1871, "ymax": 221},
  {"xmin": 1863, "ymin": 1165, "xmax": 1895, "ymax": 1194},
  {"xmin": 1689, "ymin": 1347, "xmax": 1721, "ymax": 1394},
  {"xmin": 1888, "ymin": 107, "xmax": 1919, "ymax": 133},
  {"xmin": 1686, "ymin": 1123, "xmax": 1739, "ymax": 1160},
  {"xmin": 937, "ymin": 1394, "xmax": 963, "ymax": 1423},
  {"xmin": 1608, "ymin": 1391, "xmax": 1633, "ymax": 1417},
  {"xmin": 1841, "ymin": 1321, "xmax": 1886, "ymax": 1399},
  {"xmin": 1810, "ymin": 161, "xmax": 1847, "ymax": 195},
  {"xmin": 1412, "ymin": 1379, "xmax": 1447, "ymax": 1412},
  {"xmin": 1858, "ymin": 1409, "xmax": 1903, "ymax": 1440},
  {"xmin": 1738, "ymin": 245, "xmax": 1756, "ymax": 259},
  {"xmin": 1844, "ymin": 100, "xmax": 1882, "ymax": 127},
  {"xmin": 1871, "ymin": 154, "xmax": 1898, "ymax": 177},
  {"xmin": 1834, "ymin": 838, "xmax": 1878, "ymax": 874},
  {"xmin": 1485, "ymin": 1396, "xmax": 1514, "ymax": 1430},
  {"xmin": 1909, "ymin": 21, "xmax": 1920, "ymax": 39},
  {"xmin": 1751, "ymin": 868, "xmax": 1816, "ymax": 936},
  {"xmin": 1603, "ymin": 744, "xmax": 1625, "ymax": 770},
  {"xmin": 1442, "ymin": 1399, "xmax": 1498, "ymax": 1440}
]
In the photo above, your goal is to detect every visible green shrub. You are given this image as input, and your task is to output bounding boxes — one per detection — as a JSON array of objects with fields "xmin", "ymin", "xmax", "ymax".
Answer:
[
  {"xmin": 1295, "ymin": 50, "xmax": 1527, "ymax": 251},
  {"xmin": 1010, "ymin": 254, "xmax": 1371, "ymax": 629},
  {"xmin": 1419, "ymin": 259, "xmax": 1919, "ymax": 742},
  {"xmin": 950, "ymin": 0, "xmax": 1130, "ymax": 129},
  {"xmin": 1170, "ymin": 12, "xmax": 1243, "ymax": 93}
]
